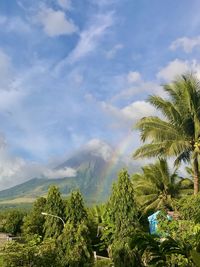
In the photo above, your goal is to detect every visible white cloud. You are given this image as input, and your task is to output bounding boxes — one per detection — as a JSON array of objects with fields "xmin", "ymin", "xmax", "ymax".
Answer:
[
  {"xmin": 157, "ymin": 59, "xmax": 189, "ymax": 81},
  {"xmin": 57, "ymin": 0, "xmax": 72, "ymax": 10},
  {"xmin": 127, "ymin": 71, "xmax": 141, "ymax": 83},
  {"xmin": 66, "ymin": 12, "xmax": 113, "ymax": 63},
  {"xmin": 106, "ymin": 43, "xmax": 123, "ymax": 59},
  {"xmin": 157, "ymin": 59, "xmax": 200, "ymax": 82},
  {"xmin": 0, "ymin": 50, "xmax": 27, "ymax": 110},
  {"xmin": 109, "ymin": 70, "xmax": 162, "ymax": 104},
  {"xmin": 0, "ymin": 133, "xmax": 77, "ymax": 189},
  {"xmin": 170, "ymin": 36, "xmax": 200, "ymax": 53},
  {"xmin": 0, "ymin": 89, "xmax": 26, "ymax": 112},
  {"xmin": 191, "ymin": 61, "xmax": 200, "ymax": 80},
  {"xmin": 44, "ymin": 167, "xmax": 77, "ymax": 179},
  {"xmin": 121, "ymin": 101, "xmax": 157, "ymax": 120},
  {"xmin": 112, "ymin": 81, "xmax": 162, "ymax": 103},
  {"xmin": 0, "ymin": 16, "xmax": 30, "ymax": 34},
  {"xmin": 0, "ymin": 135, "xmax": 27, "ymax": 190},
  {"xmin": 102, "ymin": 100, "xmax": 157, "ymax": 129},
  {"xmin": 0, "ymin": 51, "xmax": 47, "ymax": 112},
  {"xmin": 84, "ymin": 138, "xmax": 113, "ymax": 161},
  {"xmin": 0, "ymin": 49, "xmax": 29, "ymax": 113},
  {"xmin": 37, "ymin": 7, "xmax": 78, "ymax": 37}
]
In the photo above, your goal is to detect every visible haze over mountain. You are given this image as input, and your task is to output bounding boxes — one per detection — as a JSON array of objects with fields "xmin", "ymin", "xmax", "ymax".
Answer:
[
  {"xmin": 0, "ymin": 139, "xmax": 139, "ymax": 204},
  {"xmin": 0, "ymin": 0, "xmax": 199, "ymax": 201}
]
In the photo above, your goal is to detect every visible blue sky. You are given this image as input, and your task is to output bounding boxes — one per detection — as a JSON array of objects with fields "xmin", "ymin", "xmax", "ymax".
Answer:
[{"xmin": 0, "ymin": 0, "xmax": 200, "ymax": 189}]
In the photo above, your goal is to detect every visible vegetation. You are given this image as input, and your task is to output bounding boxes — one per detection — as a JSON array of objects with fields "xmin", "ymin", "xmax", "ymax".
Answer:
[
  {"xmin": 22, "ymin": 197, "xmax": 46, "ymax": 240},
  {"xmin": 134, "ymin": 73, "xmax": 200, "ymax": 194},
  {"xmin": 106, "ymin": 169, "xmax": 138, "ymax": 238},
  {"xmin": 1, "ymin": 73, "xmax": 200, "ymax": 266},
  {"xmin": 58, "ymin": 191, "xmax": 93, "ymax": 267},
  {"xmin": 132, "ymin": 158, "xmax": 193, "ymax": 212},
  {"xmin": 0, "ymin": 209, "xmax": 26, "ymax": 235},
  {"xmin": 43, "ymin": 185, "xmax": 65, "ymax": 239}
]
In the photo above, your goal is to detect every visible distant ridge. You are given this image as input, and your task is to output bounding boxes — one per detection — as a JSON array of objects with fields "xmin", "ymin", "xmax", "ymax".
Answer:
[{"xmin": 0, "ymin": 141, "xmax": 139, "ymax": 205}]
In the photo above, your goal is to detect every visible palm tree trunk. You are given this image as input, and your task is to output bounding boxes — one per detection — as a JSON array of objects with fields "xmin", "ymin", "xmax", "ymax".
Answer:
[{"xmin": 193, "ymin": 157, "xmax": 199, "ymax": 194}]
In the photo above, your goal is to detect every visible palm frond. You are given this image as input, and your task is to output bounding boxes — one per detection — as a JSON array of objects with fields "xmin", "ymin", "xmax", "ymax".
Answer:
[
  {"xmin": 133, "ymin": 142, "xmax": 168, "ymax": 159},
  {"xmin": 135, "ymin": 116, "xmax": 186, "ymax": 143},
  {"xmin": 148, "ymin": 95, "xmax": 182, "ymax": 124}
]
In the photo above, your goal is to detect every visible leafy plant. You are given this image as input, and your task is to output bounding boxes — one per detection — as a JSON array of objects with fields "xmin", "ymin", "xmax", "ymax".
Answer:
[
  {"xmin": 134, "ymin": 73, "xmax": 200, "ymax": 194},
  {"xmin": 43, "ymin": 185, "xmax": 65, "ymax": 239},
  {"xmin": 132, "ymin": 158, "xmax": 192, "ymax": 213}
]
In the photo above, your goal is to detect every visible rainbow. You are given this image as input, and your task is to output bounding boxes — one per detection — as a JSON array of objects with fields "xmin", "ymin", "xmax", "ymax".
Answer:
[{"xmin": 95, "ymin": 132, "xmax": 135, "ymax": 200}]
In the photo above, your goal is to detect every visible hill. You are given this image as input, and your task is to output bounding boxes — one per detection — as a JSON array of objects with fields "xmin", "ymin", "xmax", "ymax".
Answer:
[{"xmin": 0, "ymin": 140, "xmax": 139, "ymax": 206}]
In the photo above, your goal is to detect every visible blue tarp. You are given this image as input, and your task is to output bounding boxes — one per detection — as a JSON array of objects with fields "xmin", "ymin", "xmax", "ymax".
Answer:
[
  {"xmin": 148, "ymin": 210, "xmax": 160, "ymax": 234},
  {"xmin": 148, "ymin": 210, "xmax": 172, "ymax": 234}
]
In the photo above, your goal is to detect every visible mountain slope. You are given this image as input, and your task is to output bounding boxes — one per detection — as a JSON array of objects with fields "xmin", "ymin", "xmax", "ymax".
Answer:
[{"xmin": 0, "ymin": 141, "xmax": 139, "ymax": 205}]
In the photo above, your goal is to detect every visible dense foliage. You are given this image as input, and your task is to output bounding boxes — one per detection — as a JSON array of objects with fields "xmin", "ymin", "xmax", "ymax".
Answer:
[
  {"xmin": 0, "ymin": 209, "xmax": 26, "ymax": 235},
  {"xmin": 134, "ymin": 73, "xmax": 200, "ymax": 194},
  {"xmin": 106, "ymin": 169, "xmax": 138, "ymax": 236},
  {"xmin": 22, "ymin": 197, "xmax": 46, "ymax": 240},
  {"xmin": 0, "ymin": 169, "xmax": 200, "ymax": 266},
  {"xmin": 59, "ymin": 191, "xmax": 93, "ymax": 267},
  {"xmin": 2, "ymin": 73, "xmax": 200, "ymax": 266},
  {"xmin": 43, "ymin": 185, "xmax": 65, "ymax": 239},
  {"xmin": 132, "ymin": 158, "xmax": 193, "ymax": 212}
]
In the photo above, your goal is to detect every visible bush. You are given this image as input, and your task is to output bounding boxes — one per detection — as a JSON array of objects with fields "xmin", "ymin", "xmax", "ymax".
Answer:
[
  {"xmin": 93, "ymin": 259, "xmax": 113, "ymax": 267},
  {"xmin": 176, "ymin": 194, "xmax": 200, "ymax": 223}
]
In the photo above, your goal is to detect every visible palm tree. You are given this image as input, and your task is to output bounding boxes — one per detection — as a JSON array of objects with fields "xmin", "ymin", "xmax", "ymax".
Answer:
[
  {"xmin": 131, "ymin": 232, "xmax": 195, "ymax": 266},
  {"xmin": 132, "ymin": 158, "xmax": 193, "ymax": 212},
  {"xmin": 134, "ymin": 73, "xmax": 200, "ymax": 194}
]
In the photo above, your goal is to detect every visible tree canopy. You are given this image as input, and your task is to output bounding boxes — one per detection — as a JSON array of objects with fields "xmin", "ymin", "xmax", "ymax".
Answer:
[
  {"xmin": 134, "ymin": 74, "xmax": 200, "ymax": 194},
  {"xmin": 132, "ymin": 158, "xmax": 193, "ymax": 212},
  {"xmin": 43, "ymin": 185, "xmax": 65, "ymax": 239}
]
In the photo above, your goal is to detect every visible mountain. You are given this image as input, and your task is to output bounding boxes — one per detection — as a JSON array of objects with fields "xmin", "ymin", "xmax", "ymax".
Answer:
[{"xmin": 0, "ymin": 140, "xmax": 139, "ymax": 205}]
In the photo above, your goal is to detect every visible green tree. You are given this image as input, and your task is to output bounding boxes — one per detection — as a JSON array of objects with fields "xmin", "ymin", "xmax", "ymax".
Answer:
[
  {"xmin": 3, "ymin": 210, "xmax": 26, "ymax": 235},
  {"xmin": 2, "ymin": 241, "xmax": 38, "ymax": 267},
  {"xmin": 132, "ymin": 158, "xmax": 193, "ymax": 212},
  {"xmin": 65, "ymin": 191, "xmax": 87, "ymax": 225},
  {"xmin": 23, "ymin": 197, "xmax": 46, "ymax": 240},
  {"xmin": 177, "ymin": 194, "xmax": 200, "ymax": 223},
  {"xmin": 59, "ymin": 222, "xmax": 93, "ymax": 267},
  {"xmin": 59, "ymin": 191, "xmax": 93, "ymax": 267},
  {"xmin": 88, "ymin": 204, "xmax": 108, "ymax": 254},
  {"xmin": 106, "ymin": 169, "xmax": 138, "ymax": 238},
  {"xmin": 111, "ymin": 239, "xmax": 144, "ymax": 267},
  {"xmin": 43, "ymin": 185, "xmax": 65, "ymax": 239},
  {"xmin": 1, "ymin": 238, "xmax": 62, "ymax": 267},
  {"xmin": 103, "ymin": 169, "xmax": 138, "ymax": 266},
  {"xmin": 134, "ymin": 73, "xmax": 200, "ymax": 194}
]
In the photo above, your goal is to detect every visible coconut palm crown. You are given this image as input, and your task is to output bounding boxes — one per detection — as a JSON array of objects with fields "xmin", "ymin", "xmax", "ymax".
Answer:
[
  {"xmin": 134, "ymin": 73, "xmax": 200, "ymax": 194},
  {"xmin": 132, "ymin": 158, "xmax": 193, "ymax": 212}
]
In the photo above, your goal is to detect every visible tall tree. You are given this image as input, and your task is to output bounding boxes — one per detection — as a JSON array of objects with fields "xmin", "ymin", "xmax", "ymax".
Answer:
[
  {"xmin": 132, "ymin": 158, "xmax": 193, "ymax": 212},
  {"xmin": 104, "ymin": 169, "xmax": 139, "ymax": 266},
  {"xmin": 59, "ymin": 222, "xmax": 93, "ymax": 267},
  {"xmin": 134, "ymin": 73, "xmax": 200, "ymax": 194},
  {"xmin": 65, "ymin": 191, "xmax": 87, "ymax": 225},
  {"xmin": 2, "ymin": 239, "xmax": 62, "ymax": 267},
  {"xmin": 23, "ymin": 197, "xmax": 46, "ymax": 240},
  {"xmin": 107, "ymin": 169, "xmax": 138, "ymax": 237},
  {"xmin": 59, "ymin": 191, "xmax": 93, "ymax": 267},
  {"xmin": 43, "ymin": 186, "xmax": 65, "ymax": 239},
  {"xmin": 3, "ymin": 210, "xmax": 26, "ymax": 235}
]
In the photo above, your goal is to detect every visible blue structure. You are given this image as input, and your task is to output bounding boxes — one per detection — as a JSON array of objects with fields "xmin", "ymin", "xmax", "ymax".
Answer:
[
  {"xmin": 148, "ymin": 211, "xmax": 160, "ymax": 234},
  {"xmin": 148, "ymin": 210, "xmax": 172, "ymax": 234}
]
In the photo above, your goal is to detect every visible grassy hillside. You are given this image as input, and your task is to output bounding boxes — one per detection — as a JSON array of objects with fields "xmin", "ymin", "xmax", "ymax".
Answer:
[{"xmin": 0, "ymin": 153, "xmax": 139, "ymax": 207}]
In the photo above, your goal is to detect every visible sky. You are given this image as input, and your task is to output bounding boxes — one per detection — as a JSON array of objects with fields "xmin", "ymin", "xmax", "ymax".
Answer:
[{"xmin": 0, "ymin": 0, "xmax": 200, "ymax": 189}]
